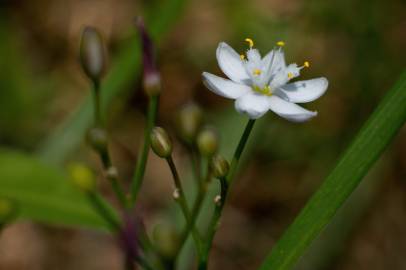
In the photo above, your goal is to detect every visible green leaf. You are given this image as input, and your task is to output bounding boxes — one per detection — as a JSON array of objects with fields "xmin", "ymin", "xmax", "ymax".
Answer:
[
  {"xmin": 37, "ymin": 0, "xmax": 188, "ymax": 164},
  {"xmin": 0, "ymin": 149, "xmax": 110, "ymax": 229},
  {"xmin": 258, "ymin": 71, "xmax": 406, "ymax": 270}
]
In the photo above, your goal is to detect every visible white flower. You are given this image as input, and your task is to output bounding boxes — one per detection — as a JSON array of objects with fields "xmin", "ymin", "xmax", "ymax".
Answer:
[{"xmin": 202, "ymin": 39, "xmax": 328, "ymax": 122}]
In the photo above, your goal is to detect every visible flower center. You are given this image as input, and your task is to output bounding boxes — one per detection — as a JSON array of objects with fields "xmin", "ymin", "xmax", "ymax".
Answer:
[{"xmin": 253, "ymin": 85, "xmax": 273, "ymax": 96}]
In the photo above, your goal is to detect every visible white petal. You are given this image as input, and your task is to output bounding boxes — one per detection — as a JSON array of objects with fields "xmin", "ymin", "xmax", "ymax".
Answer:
[
  {"xmin": 268, "ymin": 96, "xmax": 317, "ymax": 122},
  {"xmin": 202, "ymin": 72, "xmax": 251, "ymax": 99},
  {"xmin": 246, "ymin": 48, "xmax": 261, "ymax": 63},
  {"xmin": 235, "ymin": 92, "xmax": 271, "ymax": 119},
  {"xmin": 216, "ymin": 42, "xmax": 250, "ymax": 84},
  {"xmin": 279, "ymin": 77, "xmax": 328, "ymax": 103},
  {"xmin": 269, "ymin": 49, "xmax": 286, "ymax": 74}
]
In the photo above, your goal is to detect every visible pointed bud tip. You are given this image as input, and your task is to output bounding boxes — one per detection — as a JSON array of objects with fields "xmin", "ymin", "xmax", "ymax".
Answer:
[
  {"xmin": 135, "ymin": 18, "xmax": 161, "ymax": 96},
  {"xmin": 150, "ymin": 127, "xmax": 173, "ymax": 158},
  {"xmin": 79, "ymin": 26, "xmax": 107, "ymax": 82},
  {"xmin": 211, "ymin": 154, "xmax": 229, "ymax": 178}
]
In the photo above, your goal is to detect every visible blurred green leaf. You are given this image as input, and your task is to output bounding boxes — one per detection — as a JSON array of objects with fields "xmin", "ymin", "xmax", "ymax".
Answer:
[
  {"xmin": 259, "ymin": 70, "xmax": 406, "ymax": 270},
  {"xmin": 37, "ymin": 0, "xmax": 188, "ymax": 164},
  {"xmin": 0, "ymin": 149, "xmax": 110, "ymax": 229}
]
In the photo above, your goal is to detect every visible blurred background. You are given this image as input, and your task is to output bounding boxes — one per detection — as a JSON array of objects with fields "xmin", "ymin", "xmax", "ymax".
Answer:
[{"xmin": 0, "ymin": 0, "xmax": 405, "ymax": 269}]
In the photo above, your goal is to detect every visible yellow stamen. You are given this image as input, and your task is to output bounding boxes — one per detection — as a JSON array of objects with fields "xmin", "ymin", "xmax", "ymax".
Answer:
[
  {"xmin": 304, "ymin": 61, "xmax": 310, "ymax": 68},
  {"xmin": 287, "ymin": 72, "xmax": 293, "ymax": 79},
  {"xmin": 253, "ymin": 69, "xmax": 262, "ymax": 76},
  {"xmin": 276, "ymin": 41, "xmax": 285, "ymax": 47},
  {"xmin": 253, "ymin": 85, "xmax": 273, "ymax": 96},
  {"xmin": 245, "ymin": 38, "xmax": 254, "ymax": 48},
  {"xmin": 240, "ymin": 54, "xmax": 245, "ymax": 60}
]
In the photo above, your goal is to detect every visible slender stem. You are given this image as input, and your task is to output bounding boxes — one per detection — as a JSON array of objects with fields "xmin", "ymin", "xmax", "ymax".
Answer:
[
  {"xmin": 92, "ymin": 79, "xmax": 102, "ymax": 126},
  {"xmin": 130, "ymin": 95, "xmax": 159, "ymax": 205},
  {"xmin": 91, "ymin": 79, "xmax": 128, "ymax": 207},
  {"xmin": 226, "ymin": 119, "xmax": 256, "ymax": 184},
  {"xmin": 98, "ymin": 148, "xmax": 128, "ymax": 207},
  {"xmin": 188, "ymin": 145, "xmax": 202, "ymax": 188},
  {"xmin": 199, "ymin": 118, "xmax": 256, "ymax": 269},
  {"xmin": 173, "ymin": 159, "xmax": 211, "ymax": 262},
  {"xmin": 200, "ymin": 177, "xmax": 228, "ymax": 268},
  {"xmin": 87, "ymin": 192, "xmax": 120, "ymax": 231},
  {"xmin": 166, "ymin": 155, "xmax": 203, "ymax": 254}
]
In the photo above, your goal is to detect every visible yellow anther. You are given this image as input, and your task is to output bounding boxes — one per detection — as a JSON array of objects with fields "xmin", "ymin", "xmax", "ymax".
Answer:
[
  {"xmin": 276, "ymin": 41, "xmax": 285, "ymax": 47},
  {"xmin": 245, "ymin": 38, "xmax": 254, "ymax": 48},
  {"xmin": 287, "ymin": 72, "xmax": 294, "ymax": 79},
  {"xmin": 253, "ymin": 69, "xmax": 262, "ymax": 76},
  {"xmin": 240, "ymin": 54, "xmax": 245, "ymax": 60},
  {"xmin": 304, "ymin": 61, "xmax": 310, "ymax": 68}
]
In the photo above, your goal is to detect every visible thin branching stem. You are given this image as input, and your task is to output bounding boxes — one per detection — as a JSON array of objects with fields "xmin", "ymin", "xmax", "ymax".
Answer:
[
  {"xmin": 199, "ymin": 118, "xmax": 256, "ymax": 269},
  {"xmin": 173, "ymin": 157, "xmax": 212, "ymax": 264},
  {"xmin": 130, "ymin": 95, "xmax": 159, "ymax": 205},
  {"xmin": 86, "ymin": 192, "xmax": 120, "ymax": 231},
  {"xmin": 91, "ymin": 79, "xmax": 128, "ymax": 207},
  {"xmin": 166, "ymin": 155, "xmax": 204, "ymax": 256}
]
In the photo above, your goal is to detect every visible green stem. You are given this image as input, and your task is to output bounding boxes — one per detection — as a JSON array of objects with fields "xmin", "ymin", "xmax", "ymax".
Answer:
[
  {"xmin": 166, "ymin": 155, "xmax": 204, "ymax": 255},
  {"xmin": 87, "ymin": 191, "xmax": 120, "ymax": 231},
  {"xmin": 91, "ymin": 79, "xmax": 128, "ymax": 207},
  {"xmin": 199, "ymin": 118, "xmax": 256, "ymax": 269},
  {"xmin": 200, "ymin": 177, "xmax": 228, "ymax": 268},
  {"xmin": 130, "ymin": 95, "xmax": 159, "ymax": 205},
  {"xmin": 226, "ymin": 119, "xmax": 256, "ymax": 184},
  {"xmin": 188, "ymin": 145, "xmax": 202, "ymax": 188},
  {"xmin": 92, "ymin": 79, "xmax": 102, "ymax": 126},
  {"xmin": 173, "ymin": 159, "xmax": 211, "ymax": 264}
]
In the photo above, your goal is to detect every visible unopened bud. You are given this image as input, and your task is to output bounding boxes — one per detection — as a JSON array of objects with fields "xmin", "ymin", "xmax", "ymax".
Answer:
[
  {"xmin": 197, "ymin": 127, "xmax": 219, "ymax": 156},
  {"xmin": 175, "ymin": 103, "xmax": 203, "ymax": 144},
  {"xmin": 87, "ymin": 127, "xmax": 108, "ymax": 153},
  {"xmin": 211, "ymin": 154, "xmax": 229, "ymax": 178},
  {"xmin": 80, "ymin": 27, "xmax": 107, "ymax": 82},
  {"xmin": 135, "ymin": 17, "xmax": 161, "ymax": 96},
  {"xmin": 69, "ymin": 164, "xmax": 96, "ymax": 192},
  {"xmin": 150, "ymin": 127, "xmax": 173, "ymax": 158},
  {"xmin": 153, "ymin": 223, "xmax": 180, "ymax": 259}
]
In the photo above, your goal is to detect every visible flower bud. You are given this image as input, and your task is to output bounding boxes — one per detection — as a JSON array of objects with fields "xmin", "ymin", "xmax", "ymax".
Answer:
[
  {"xmin": 68, "ymin": 163, "xmax": 96, "ymax": 192},
  {"xmin": 175, "ymin": 103, "xmax": 203, "ymax": 144},
  {"xmin": 135, "ymin": 17, "xmax": 161, "ymax": 96},
  {"xmin": 211, "ymin": 154, "xmax": 229, "ymax": 178},
  {"xmin": 150, "ymin": 127, "xmax": 173, "ymax": 158},
  {"xmin": 197, "ymin": 127, "xmax": 219, "ymax": 157},
  {"xmin": 153, "ymin": 223, "xmax": 180, "ymax": 259},
  {"xmin": 86, "ymin": 127, "xmax": 108, "ymax": 153},
  {"xmin": 80, "ymin": 27, "xmax": 107, "ymax": 82}
]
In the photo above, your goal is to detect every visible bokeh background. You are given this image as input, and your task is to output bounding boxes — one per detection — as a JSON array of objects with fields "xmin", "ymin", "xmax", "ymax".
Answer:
[{"xmin": 0, "ymin": 0, "xmax": 405, "ymax": 269}]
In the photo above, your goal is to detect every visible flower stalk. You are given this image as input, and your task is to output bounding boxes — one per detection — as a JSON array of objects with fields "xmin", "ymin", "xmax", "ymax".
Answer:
[
  {"xmin": 130, "ymin": 17, "xmax": 161, "ymax": 206},
  {"xmin": 166, "ymin": 155, "xmax": 203, "ymax": 253},
  {"xmin": 89, "ymin": 79, "xmax": 128, "ymax": 208},
  {"xmin": 130, "ymin": 95, "xmax": 159, "ymax": 205},
  {"xmin": 198, "ymin": 118, "xmax": 255, "ymax": 269}
]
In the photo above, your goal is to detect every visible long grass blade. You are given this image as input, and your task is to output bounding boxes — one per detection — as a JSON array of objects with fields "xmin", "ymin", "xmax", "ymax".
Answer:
[{"xmin": 259, "ymin": 71, "xmax": 406, "ymax": 270}]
